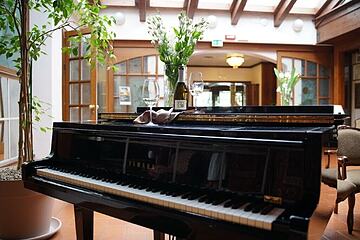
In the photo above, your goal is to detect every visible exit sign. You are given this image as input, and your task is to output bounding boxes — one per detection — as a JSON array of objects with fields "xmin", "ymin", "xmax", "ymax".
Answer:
[{"xmin": 211, "ymin": 39, "xmax": 223, "ymax": 47}]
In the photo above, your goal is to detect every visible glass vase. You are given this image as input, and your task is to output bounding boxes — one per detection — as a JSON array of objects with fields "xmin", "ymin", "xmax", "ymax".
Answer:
[
  {"xmin": 280, "ymin": 92, "xmax": 292, "ymax": 106},
  {"xmin": 163, "ymin": 64, "xmax": 185, "ymax": 107}
]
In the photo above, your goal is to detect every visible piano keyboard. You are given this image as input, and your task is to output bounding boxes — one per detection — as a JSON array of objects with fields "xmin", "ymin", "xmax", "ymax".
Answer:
[{"xmin": 37, "ymin": 168, "xmax": 285, "ymax": 231}]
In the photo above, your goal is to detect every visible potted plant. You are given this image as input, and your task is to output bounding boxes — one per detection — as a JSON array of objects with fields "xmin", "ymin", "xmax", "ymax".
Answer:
[
  {"xmin": 146, "ymin": 12, "xmax": 208, "ymax": 106},
  {"xmin": 0, "ymin": 0, "xmax": 115, "ymax": 238}
]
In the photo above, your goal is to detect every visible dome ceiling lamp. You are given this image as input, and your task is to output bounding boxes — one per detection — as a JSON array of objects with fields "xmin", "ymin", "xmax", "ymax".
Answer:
[{"xmin": 226, "ymin": 55, "xmax": 245, "ymax": 68}]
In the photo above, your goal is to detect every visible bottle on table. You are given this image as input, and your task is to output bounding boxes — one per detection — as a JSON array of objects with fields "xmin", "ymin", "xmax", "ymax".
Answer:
[{"xmin": 173, "ymin": 65, "xmax": 188, "ymax": 111}]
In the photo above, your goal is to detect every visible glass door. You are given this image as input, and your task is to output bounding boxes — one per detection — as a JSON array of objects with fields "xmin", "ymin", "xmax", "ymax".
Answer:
[{"xmin": 277, "ymin": 51, "xmax": 332, "ymax": 105}]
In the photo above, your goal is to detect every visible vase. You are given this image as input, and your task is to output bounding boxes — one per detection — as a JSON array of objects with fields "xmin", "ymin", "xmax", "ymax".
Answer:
[
  {"xmin": 163, "ymin": 63, "xmax": 183, "ymax": 107},
  {"xmin": 280, "ymin": 92, "xmax": 292, "ymax": 106}
]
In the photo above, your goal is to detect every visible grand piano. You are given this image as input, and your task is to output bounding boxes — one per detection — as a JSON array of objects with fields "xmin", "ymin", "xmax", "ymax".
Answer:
[{"xmin": 23, "ymin": 106, "xmax": 336, "ymax": 240}]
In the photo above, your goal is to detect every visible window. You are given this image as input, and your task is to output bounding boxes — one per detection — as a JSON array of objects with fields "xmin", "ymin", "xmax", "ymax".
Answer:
[
  {"xmin": 112, "ymin": 55, "xmax": 164, "ymax": 112},
  {"xmin": 281, "ymin": 57, "xmax": 331, "ymax": 105},
  {"xmin": 0, "ymin": 74, "xmax": 19, "ymax": 165}
]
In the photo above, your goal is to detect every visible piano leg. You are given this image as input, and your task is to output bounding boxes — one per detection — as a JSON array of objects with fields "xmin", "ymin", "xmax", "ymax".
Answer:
[
  {"xmin": 74, "ymin": 205, "xmax": 94, "ymax": 240},
  {"xmin": 153, "ymin": 231, "xmax": 186, "ymax": 240},
  {"xmin": 153, "ymin": 231, "xmax": 165, "ymax": 240}
]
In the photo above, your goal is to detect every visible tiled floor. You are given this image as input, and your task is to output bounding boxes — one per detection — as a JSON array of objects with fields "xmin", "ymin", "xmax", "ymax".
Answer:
[{"xmin": 322, "ymin": 194, "xmax": 360, "ymax": 240}]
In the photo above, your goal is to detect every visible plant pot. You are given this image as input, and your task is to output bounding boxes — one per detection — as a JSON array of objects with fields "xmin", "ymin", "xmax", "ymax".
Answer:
[{"xmin": 0, "ymin": 180, "xmax": 54, "ymax": 239}]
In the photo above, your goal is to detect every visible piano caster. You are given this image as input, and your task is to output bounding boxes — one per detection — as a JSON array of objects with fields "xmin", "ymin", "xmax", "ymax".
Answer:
[{"xmin": 74, "ymin": 205, "xmax": 94, "ymax": 240}]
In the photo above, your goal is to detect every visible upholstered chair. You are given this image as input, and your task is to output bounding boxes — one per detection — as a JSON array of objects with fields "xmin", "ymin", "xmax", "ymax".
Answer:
[
  {"xmin": 321, "ymin": 126, "xmax": 360, "ymax": 234},
  {"xmin": 336, "ymin": 127, "xmax": 360, "ymax": 234}
]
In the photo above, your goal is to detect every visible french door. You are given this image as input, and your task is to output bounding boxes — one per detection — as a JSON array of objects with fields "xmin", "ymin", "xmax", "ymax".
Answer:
[
  {"xmin": 63, "ymin": 30, "xmax": 97, "ymax": 121},
  {"xmin": 277, "ymin": 51, "xmax": 332, "ymax": 106}
]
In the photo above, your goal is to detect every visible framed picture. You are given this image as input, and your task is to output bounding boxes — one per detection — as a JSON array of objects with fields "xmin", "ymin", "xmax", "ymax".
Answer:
[
  {"xmin": 119, "ymin": 86, "xmax": 131, "ymax": 105},
  {"xmin": 355, "ymin": 83, "xmax": 360, "ymax": 109}
]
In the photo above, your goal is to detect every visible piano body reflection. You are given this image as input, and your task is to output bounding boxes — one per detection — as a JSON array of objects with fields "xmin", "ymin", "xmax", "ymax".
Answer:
[{"xmin": 23, "ymin": 106, "xmax": 335, "ymax": 240}]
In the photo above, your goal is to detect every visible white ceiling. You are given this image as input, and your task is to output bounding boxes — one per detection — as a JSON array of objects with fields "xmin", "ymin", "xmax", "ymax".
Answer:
[
  {"xmin": 188, "ymin": 51, "xmax": 265, "ymax": 67},
  {"xmin": 101, "ymin": 0, "xmax": 328, "ymax": 15}
]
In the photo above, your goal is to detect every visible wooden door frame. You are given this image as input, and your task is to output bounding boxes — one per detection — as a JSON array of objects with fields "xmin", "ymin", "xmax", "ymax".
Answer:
[{"xmin": 62, "ymin": 29, "xmax": 97, "ymax": 121}]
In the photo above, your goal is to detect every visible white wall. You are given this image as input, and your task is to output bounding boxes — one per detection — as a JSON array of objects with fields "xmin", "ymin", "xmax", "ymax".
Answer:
[
  {"xmin": 102, "ymin": 8, "xmax": 316, "ymax": 44},
  {"xmin": 30, "ymin": 10, "xmax": 62, "ymax": 159}
]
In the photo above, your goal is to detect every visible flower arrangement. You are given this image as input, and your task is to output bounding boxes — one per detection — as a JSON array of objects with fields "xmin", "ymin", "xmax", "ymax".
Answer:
[
  {"xmin": 274, "ymin": 68, "xmax": 301, "ymax": 106},
  {"xmin": 147, "ymin": 12, "xmax": 208, "ymax": 93}
]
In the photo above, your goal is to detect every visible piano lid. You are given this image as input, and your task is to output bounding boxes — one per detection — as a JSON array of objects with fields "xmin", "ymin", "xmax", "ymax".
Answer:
[{"xmin": 99, "ymin": 106, "xmax": 336, "ymax": 125}]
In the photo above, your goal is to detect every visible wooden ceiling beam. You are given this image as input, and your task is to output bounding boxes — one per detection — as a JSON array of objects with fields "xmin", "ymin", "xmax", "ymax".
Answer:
[
  {"xmin": 185, "ymin": 0, "xmax": 199, "ymax": 19},
  {"xmin": 230, "ymin": 0, "xmax": 248, "ymax": 25},
  {"xmin": 137, "ymin": 0, "xmax": 147, "ymax": 22},
  {"xmin": 273, "ymin": 0, "xmax": 297, "ymax": 27},
  {"xmin": 315, "ymin": 0, "xmax": 344, "ymax": 17}
]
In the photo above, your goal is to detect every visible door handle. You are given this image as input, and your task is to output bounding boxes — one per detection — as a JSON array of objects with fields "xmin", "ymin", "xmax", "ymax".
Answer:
[{"xmin": 89, "ymin": 104, "xmax": 99, "ymax": 111}]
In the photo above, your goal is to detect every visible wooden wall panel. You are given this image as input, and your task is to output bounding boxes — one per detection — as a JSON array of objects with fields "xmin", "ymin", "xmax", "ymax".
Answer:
[
  {"xmin": 261, "ymin": 62, "xmax": 276, "ymax": 105},
  {"xmin": 316, "ymin": 2, "xmax": 360, "ymax": 43},
  {"xmin": 330, "ymin": 29, "xmax": 360, "ymax": 106},
  {"xmin": 246, "ymin": 84, "xmax": 259, "ymax": 106}
]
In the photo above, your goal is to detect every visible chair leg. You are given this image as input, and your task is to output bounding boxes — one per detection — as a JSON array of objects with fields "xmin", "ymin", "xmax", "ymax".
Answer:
[
  {"xmin": 347, "ymin": 194, "xmax": 355, "ymax": 234},
  {"xmin": 334, "ymin": 202, "xmax": 338, "ymax": 214}
]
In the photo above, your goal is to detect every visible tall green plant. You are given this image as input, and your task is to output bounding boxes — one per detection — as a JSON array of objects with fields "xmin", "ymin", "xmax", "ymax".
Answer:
[
  {"xmin": 147, "ymin": 12, "xmax": 208, "ymax": 91},
  {"xmin": 0, "ymin": 0, "xmax": 115, "ymax": 169}
]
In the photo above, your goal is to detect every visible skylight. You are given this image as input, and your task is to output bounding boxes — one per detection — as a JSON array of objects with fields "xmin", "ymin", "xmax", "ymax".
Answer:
[
  {"xmin": 101, "ymin": 0, "xmax": 135, "ymax": 7},
  {"xmin": 198, "ymin": 0, "xmax": 233, "ymax": 10},
  {"xmin": 149, "ymin": 0, "xmax": 184, "ymax": 9},
  {"xmin": 290, "ymin": 0, "xmax": 327, "ymax": 14},
  {"xmin": 244, "ymin": 0, "xmax": 281, "ymax": 12}
]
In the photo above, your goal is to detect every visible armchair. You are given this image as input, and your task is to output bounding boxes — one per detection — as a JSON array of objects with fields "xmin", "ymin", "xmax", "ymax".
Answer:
[
  {"xmin": 336, "ymin": 127, "xmax": 360, "ymax": 234},
  {"xmin": 321, "ymin": 126, "xmax": 360, "ymax": 234}
]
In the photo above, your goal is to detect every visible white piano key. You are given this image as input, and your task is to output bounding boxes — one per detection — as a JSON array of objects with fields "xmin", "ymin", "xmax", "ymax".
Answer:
[{"xmin": 37, "ymin": 168, "xmax": 284, "ymax": 231}]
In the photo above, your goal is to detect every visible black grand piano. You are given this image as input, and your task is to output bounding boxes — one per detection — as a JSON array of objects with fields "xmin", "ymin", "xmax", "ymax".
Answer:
[{"xmin": 23, "ymin": 106, "xmax": 337, "ymax": 240}]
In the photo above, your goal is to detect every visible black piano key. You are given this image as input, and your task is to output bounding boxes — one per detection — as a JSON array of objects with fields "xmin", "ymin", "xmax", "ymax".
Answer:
[
  {"xmin": 173, "ymin": 190, "xmax": 187, "ymax": 197},
  {"xmin": 231, "ymin": 200, "xmax": 247, "ymax": 209},
  {"xmin": 260, "ymin": 205, "xmax": 275, "ymax": 215},
  {"xmin": 198, "ymin": 195, "xmax": 208, "ymax": 203},
  {"xmin": 188, "ymin": 192, "xmax": 205, "ymax": 200},
  {"xmin": 137, "ymin": 185, "xmax": 147, "ymax": 190},
  {"xmin": 151, "ymin": 187, "xmax": 161, "ymax": 193},
  {"xmin": 223, "ymin": 199, "xmax": 235, "ymax": 208},
  {"xmin": 211, "ymin": 197, "xmax": 227, "ymax": 206},
  {"xmin": 165, "ymin": 190, "xmax": 174, "ymax": 196},
  {"xmin": 181, "ymin": 192, "xmax": 192, "ymax": 199},
  {"xmin": 251, "ymin": 203, "xmax": 267, "ymax": 213},
  {"xmin": 244, "ymin": 203, "xmax": 256, "ymax": 212}
]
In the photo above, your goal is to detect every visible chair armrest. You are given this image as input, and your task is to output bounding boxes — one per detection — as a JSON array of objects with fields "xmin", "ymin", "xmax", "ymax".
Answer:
[
  {"xmin": 324, "ymin": 148, "xmax": 337, "ymax": 168},
  {"xmin": 338, "ymin": 155, "xmax": 349, "ymax": 180}
]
